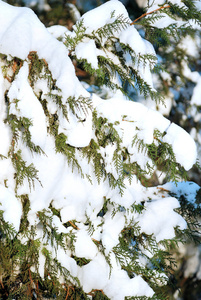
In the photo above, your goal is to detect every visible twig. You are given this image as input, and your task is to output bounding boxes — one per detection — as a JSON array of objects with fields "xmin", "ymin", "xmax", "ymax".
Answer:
[
  {"xmin": 0, "ymin": 280, "xmax": 8, "ymax": 297},
  {"xmin": 12, "ymin": 60, "xmax": 18, "ymax": 74},
  {"xmin": 68, "ymin": 221, "xmax": 79, "ymax": 230},
  {"xmin": 65, "ymin": 285, "xmax": 74, "ymax": 300},
  {"xmin": 5, "ymin": 75, "xmax": 12, "ymax": 82},
  {"xmin": 92, "ymin": 238, "xmax": 100, "ymax": 244},
  {"xmin": 28, "ymin": 51, "xmax": 37, "ymax": 60},
  {"xmin": 88, "ymin": 289, "xmax": 105, "ymax": 296},
  {"xmin": 157, "ymin": 187, "xmax": 170, "ymax": 192},
  {"xmin": 130, "ymin": 5, "xmax": 170, "ymax": 25}
]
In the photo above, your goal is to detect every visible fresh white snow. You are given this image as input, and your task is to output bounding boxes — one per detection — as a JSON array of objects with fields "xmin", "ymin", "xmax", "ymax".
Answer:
[{"xmin": 0, "ymin": 0, "xmax": 200, "ymax": 299}]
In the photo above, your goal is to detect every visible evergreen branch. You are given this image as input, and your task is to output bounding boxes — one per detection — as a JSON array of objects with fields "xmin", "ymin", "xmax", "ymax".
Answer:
[
  {"xmin": 42, "ymin": 247, "xmax": 80, "ymax": 288},
  {"xmin": 167, "ymin": 1, "xmax": 201, "ymax": 24},
  {"xmin": 0, "ymin": 211, "xmax": 17, "ymax": 241},
  {"xmin": 11, "ymin": 150, "xmax": 41, "ymax": 190},
  {"xmin": 113, "ymin": 149, "xmax": 123, "ymax": 175},
  {"xmin": 65, "ymin": 19, "xmax": 86, "ymax": 51},
  {"xmin": 55, "ymin": 133, "xmax": 84, "ymax": 177},
  {"xmin": 130, "ymin": 5, "xmax": 170, "ymax": 25},
  {"xmin": 108, "ymin": 173, "xmax": 125, "ymax": 196},
  {"xmin": 67, "ymin": 95, "xmax": 93, "ymax": 119},
  {"xmin": 7, "ymin": 114, "xmax": 45, "ymax": 155},
  {"xmin": 37, "ymin": 210, "xmax": 66, "ymax": 250},
  {"xmin": 147, "ymin": 132, "xmax": 188, "ymax": 183},
  {"xmin": 48, "ymin": 91, "xmax": 68, "ymax": 120},
  {"xmin": 92, "ymin": 13, "xmax": 130, "ymax": 42},
  {"xmin": 132, "ymin": 134, "xmax": 147, "ymax": 153},
  {"xmin": 97, "ymin": 54, "xmax": 160, "ymax": 100},
  {"xmin": 93, "ymin": 151, "xmax": 106, "ymax": 184},
  {"xmin": 28, "ymin": 51, "xmax": 50, "ymax": 87}
]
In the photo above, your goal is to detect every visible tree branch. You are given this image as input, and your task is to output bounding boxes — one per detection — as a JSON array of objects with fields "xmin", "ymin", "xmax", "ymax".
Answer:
[{"xmin": 130, "ymin": 5, "xmax": 170, "ymax": 25}]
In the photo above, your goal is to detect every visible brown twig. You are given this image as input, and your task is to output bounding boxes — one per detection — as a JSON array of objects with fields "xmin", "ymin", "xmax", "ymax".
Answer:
[
  {"xmin": 88, "ymin": 289, "xmax": 105, "ymax": 296},
  {"xmin": 68, "ymin": 221, "xmax": 79, "ymax": 230},
  {"xmin": 5, "ymin": 75, "xmax": 12, "ymax": 82},
  {"xmin": 28, "ymin": 267, "xmax": 35, "ymax": 297},
  {"xmin": 12, "ymin": 60, "xmax": 18, "ymax": 74},
  {"xmin": 65, "ymin": 285, "xmax": 74, "ymax": 300},
  {"xmin": 130, "ymin": 5, "xmax": 170, "ymax": 25},
  {"xmin": 0, "ymin": 280, "xmax": 8, "ymax": 297},
  {"xmin": 36, "ymin": 280, "xmax": 39, "ymax": 298},
  {"xmin": 43, "ymin": 59, "xmax": 48, "ymax": 66},
  {"xmin": 0, "ymin": 280, "xmax": 4, "ymax": 290},
  {"xmin": 28, "ymin": 51, "xmax": 37, "ymax": 60},
  {"xmin": 157, "ymin": 187, "xmax": 170, "ymax": 193},
  {"xmin": 92, "ymin": 238, "xmax": 100, "ymax": 244}
]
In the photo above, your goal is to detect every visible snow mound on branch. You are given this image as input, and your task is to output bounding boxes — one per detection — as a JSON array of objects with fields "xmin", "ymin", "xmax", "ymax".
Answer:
[
  {"xmin": 146, "ymin": 0, "xmax": 186, "ymax": 28},
  {"xmin": 75, "ymin": 0, "xmax": 156, "ymax": 88},
  {"xmin": 0, "ymin": 184, "xmax": 22, "ymax": 232},
  {"xmin": 137, "ymin": 197, "xmax": 187, "ymax": 242},
  {"xmin": 0, "ymin": 0, "xmax": 92, "ymax": 148},
  {"xmin": 104, "ymin": 270, "xmax": 154, "ymax": 299},
  {"xmin": 80, "ymin": 0, "xmax": 129, "ymax": 33},
  {"xmin": 79, "ymin": 253, "xmax": 154, "ymax": 298},
  {"xmin": 163, "ymin": 122, "xmax": 197, "ymax": 170},
  {"xmin": 8, "ymin": 62, "xmax": 47, "ymax": 148},
  {"xmin": 94, "ymin": 96, "xmax": 197, "ymax": 170}
]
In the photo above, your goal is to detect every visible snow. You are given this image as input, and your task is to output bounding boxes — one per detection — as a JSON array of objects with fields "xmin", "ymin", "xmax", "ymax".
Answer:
[
  {"xmin": 0, "ymin": 0, "xmax": 200, "ymax": 299},
  {"xmin": 56, "ymin": 246, "xmax": 78, "ymax": 278},
  {"xmin": 102, "ymin": 211, "xmax": 125, "ymax": 254},
  {"xmin": 0, "ymin": 1, "xmax": 54, "ymax": 61},
  {"xmin": 104, "ymin": 271, "xmax": 154, "ymax": 299},
  {"xmin": 119, "ymin": 26, "xmax": 156, "ymax": 88},
  {"xmin": 146, "ymin": 0, "xmax": 186, "ymax": 29},
  {"xmin": 38, "ymin": 251, "xmax": 46, "ymax": 278},
  {"xmin": 79, "ymin": 252, "xmax": 154, "ymax": 299},
  {"xmin": 80, "ymin": 0, "xmax": 129, "ymax": 34},
  {"xmin": 94, "ymin": 96, "xmax": 197, "ymax": 170},
  {"xmin": 79, "ymin": 253, "xmax": 110, "ymax": 293},
  {"xmin": 47, "ymin": 25, "xmax": 69, "ymax": 40},
  {"xmin": 74, "ymin": 228, "xmax": 98, "ymax": 259},
  {"xmin": 58, "ymin": 109, "xmax": 93, "ymax": 147},
  {"xmin": 8, "ymin": 62, "xmax": 47, "ymax": 148},
  {"xmin": 0, "ymin": 184, "xmax": 22, "ymax": 232},
  {"xmin": 0, "ymin": 65, "xmax": 12, "ymax": 156},
  {"xmin": 163, "ymin": 122, "xmax": 197, "ymax": 170},
  {"xmin": 191, "ymin": 76, "xmax": 201, "ymax": 106},
  {"xmin": 137, "ymin": 197, "xmax": 187, "ymax": 242},
  {"xmin": 75, "ymin": 40, "xmax": 99, "ymax": 69},
  {"xmin": 95, "ymin": 97, "xmax": 170, "ymax": 143},
  {"xmin": 0, "ymin": 0, "xmax": 93, "ymax": 148},
  {"xmin": 162, "ymin": 181, "xmax": 200, "ymax": 205},
  {"xmin": 179, "ymin": 35, "xmax": 200, "ymax": 58},
  {"xmin": 76, "ymin": 0, "xmax": 157, "ymax": 89}
]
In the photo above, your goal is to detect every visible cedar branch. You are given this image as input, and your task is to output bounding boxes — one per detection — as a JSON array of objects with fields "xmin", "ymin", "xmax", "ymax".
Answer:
[{"xmin": 130, "ymin": 5, "xmax": 170, "ymax": 25}]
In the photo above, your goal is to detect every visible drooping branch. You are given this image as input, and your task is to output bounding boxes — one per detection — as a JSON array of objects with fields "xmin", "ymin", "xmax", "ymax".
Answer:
[{"xmin": 130, "ymin": 5, "xmax": 170, "ymax": 25}]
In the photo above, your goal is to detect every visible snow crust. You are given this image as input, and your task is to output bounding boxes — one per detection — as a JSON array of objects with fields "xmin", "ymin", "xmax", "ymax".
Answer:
[{"xmin": 0, "ymin": 0, "xmax": 199, "ymax": 299}]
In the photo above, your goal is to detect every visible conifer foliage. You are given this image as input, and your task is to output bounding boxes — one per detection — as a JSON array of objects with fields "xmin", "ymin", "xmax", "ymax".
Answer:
[{"xmin": 0, "ymin": 0, "xmax": 200, "ymax": 299}]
